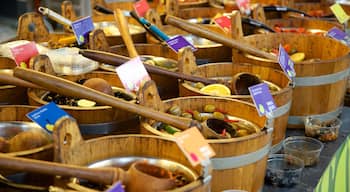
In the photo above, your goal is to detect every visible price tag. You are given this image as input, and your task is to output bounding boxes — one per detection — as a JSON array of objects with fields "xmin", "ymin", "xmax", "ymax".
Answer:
[
  {"xmin": 236, "ymin": 0, "xmax": 251, "ymax": 15},
  {"xmin": 214, "ymin": 15, "xmax": 232, "ymax": 32},
  {"xmin": 115, "ymin": 56, "xmax": 151, "ymax": 92},
  {"xmin": 105, "ymin": 181, "xmax": 125, "ymax": 192},
  {"xmin": 10, "ymin": 41, "xmax": 38, "ymax": 68},
  {"xmin": 71, "ymin": 16, "xmax": 94, "ymax": 45},
  {"xmin": 278, "ymin": 44, "xmax": 296, "ymax": 80},
  {"xmin": 174, "ymin": 127, "xmax": 216, "ymax": 166},
  {"xmin": 166, "ymin": 35, "xmax": 197, "ymax": 53},
  {"xmin": 248, "ymin": 83, "xmax": 277, "ymax": 117},
  {"xmin": 327, "ymin": 27, "xmax": 350, "ymax": 46},
  {"xmin": 26, "ymin": 102, "xmax": 71, "ymax": 133},
  {"xmin": 330, "ymin": 3, "xmax": 350, "ymax": 24},
  {"xmin": 133, "ymin": 0, "xmax": 150, "ymax": 17}
]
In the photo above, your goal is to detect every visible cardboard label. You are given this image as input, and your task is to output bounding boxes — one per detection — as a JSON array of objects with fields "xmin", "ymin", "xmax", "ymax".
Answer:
[
  {"xmin": 174, "ymin": 127, "xmax": 216, "ymax": 166},
  {"xmin": 133, "ymin": 0, "xmax": 150, "ymax": 17},
  {"xmin": 330, "ymin": 3, "xmax": 350, "ymax": 24},
  {"xmin": 71, "ymin": 16, "xmax": 94, "ymax": 45},
  {"xmin": 106, "ymin": 181, "xmax": 125, "ymax": 192},
  {"xmin": 115, "ymin": 56, "xmax": 151, "ymax": 92},
  {"xmin": 327, "ymin": 27, "xmax": 350, "ymax": 46},
  {"xmin": 10, "ymin": 42, "xmax": 38, "ymax": 68},
  {"xmin": 26, "ymin": 102, "xmax": 70, "ymax": 133},
  {"xmin": 214, "ymin": 15, "xmax": 232, "ymax": 32},
  {"xmin": 248, "ymin": 83, "xmax": 277, "ymax": 117},
  {"xmin": 278, "ymin": 44, "xmax": 296, "ymax": 80},
  {"xmin": 166, "ymin": 35, "xmax": 197, "ymax": 53}
]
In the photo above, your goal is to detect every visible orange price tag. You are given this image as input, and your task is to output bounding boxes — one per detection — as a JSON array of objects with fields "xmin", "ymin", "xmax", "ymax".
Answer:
[
  {"xmin": 175, "ymin": 127, "xmax": 216, "ymax": 166},
  {"xmin": 330, "ymin": 3, "xmax": 350, "ymax": 24}
]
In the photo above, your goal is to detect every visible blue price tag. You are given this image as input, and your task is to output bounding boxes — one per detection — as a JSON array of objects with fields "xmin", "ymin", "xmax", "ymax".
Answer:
[
  {"xmin": 26, "ymin": 102, "xmax": 71, "ymax": 133},
  {"xmin": 166, "ymin": 35, "xmax": 197, "ymax": 53},
  {"xmin": 71, "ymin": 16, "xmax": 94, "ymax": 45},
  {"xmin": 105, "ymin": 181, "xmax": 125, "ymax": 192},
  {"xmin": 278, "ymin": 44, "xmax": 296, "ymax": 80},
  {"xmin": 248, "ymin": 83, "xmax": 277, "ymax": 117},
  {"xmin": 327, "ymin": 27, "xmax": 350, "ymax": 46}
]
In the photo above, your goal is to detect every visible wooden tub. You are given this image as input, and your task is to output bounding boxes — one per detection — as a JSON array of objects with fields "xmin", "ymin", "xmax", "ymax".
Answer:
[
  {"xmin": 54, "ymin": 117, "xmax": 211, "ymax": 191},
  {"xmin": 233, "ymin": 33, "xmax": 350, "ymax": 128},
  {"xmin": 139, "ymin": 82, "xmax": 271, "ymax": 192},
  {"xmin": 27, "ymin": 71, "xmax": 140, "ymax": 137},
  {"xmin": 0, "ymin": 57, "xmax": 28, "ymax": 105},
  {"xmin": 179, "ymin": 61, "xmax": 292, "ymax": 151}
]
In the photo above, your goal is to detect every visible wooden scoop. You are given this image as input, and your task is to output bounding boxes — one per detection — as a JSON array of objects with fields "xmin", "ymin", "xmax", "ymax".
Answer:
[
  {"xmin": 232, "ymin": 72, "xmax": 262, "ymax": 95},
  {"xmin": 0, "ymin": 154, "xmax": 176, "ymax": 191},
  {"xmin": 165, "ymin": 15, "xmax": 278, "ymax": 61},
  {"xmin": 79, "ymin": 49, "xmax": 217, "ymax": 85},
  {"xmin": 14, "ymin": 67, "xmax": 232, "ymax": 139},
  {"xmin": 0, "ymin": 72, "xmax": 42, "ymax": 89}
]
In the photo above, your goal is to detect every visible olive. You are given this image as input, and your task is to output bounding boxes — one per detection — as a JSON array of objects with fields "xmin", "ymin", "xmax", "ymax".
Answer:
[
  {"xmin": 236, "ymin": 129, "xmax": 249, "ymax": 137},
  {"xmin": 212, "ymin": 111, "xmax": 225, "ymax": 120},
  {"xmin": 192, "ymin": 110, "xmax": 202, "ymax": 121},
  {"xmin": 204, "ymin": 104, "xmax": 216, "ymax": 113},
  {"xmin": 168, "ymin": 105, "xmax": 182, "ymax": 116},
  {"xmin": 181, "ymin": 112, "xmax": 193, "ymax": 119},
  {"xmin": 194, "ymin": 82, "xmax": 205, "ymax": 89}
]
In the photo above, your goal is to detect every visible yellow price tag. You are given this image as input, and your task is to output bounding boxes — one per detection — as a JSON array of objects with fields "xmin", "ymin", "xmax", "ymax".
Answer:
[{"xmin": 330, "ymin": 3, "xmax": 350, "ymax": 24}]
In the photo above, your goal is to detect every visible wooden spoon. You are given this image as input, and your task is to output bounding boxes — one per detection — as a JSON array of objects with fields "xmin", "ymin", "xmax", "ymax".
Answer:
[
  {"xmin": 165, "ymin": 15, "xmax": 277, "ymax": 61},
  {"xmin": 232, "ymin": 72, "xmax": 262, "ymax": 95},
  {"xmin": 0, "ymin": 154, "xmax": 176, "ymax": 191},
  {"xmin": 0, "ymin": 72, "xmax": 42, "ymax": 89},
  {"xmin": 14, "ymin": 67, "xmax": 233, "ymax": 139},
  {"xmin": 79, "ymin": 49, "xmax": 217, "ymax": 85}
]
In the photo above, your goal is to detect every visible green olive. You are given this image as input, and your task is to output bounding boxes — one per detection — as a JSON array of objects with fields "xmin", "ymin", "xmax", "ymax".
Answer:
[
  {"xmin": 181, "ymin": 112, "xmax": 193, "ymax": 119},
  {"xmin": 194, "ymin": 82, "xmax": 205, "ymax": 89},
  {"xmin": 192, "ymin": 110, "xmax": 202, "ymax": 121},
  {"xmin": 212, "ymin": 111, "xmax": 225, "ymax": 120},
  {"xmin": 236, "ymin": 129, "xmax": 249, "ymax": 137},
  {"xmin": 204, "ymin": 104, "xmax": 216, "ymax": 113},
  {"xmin": 168, "ymin": 105, "xmax": 182, "ymax": 116}
]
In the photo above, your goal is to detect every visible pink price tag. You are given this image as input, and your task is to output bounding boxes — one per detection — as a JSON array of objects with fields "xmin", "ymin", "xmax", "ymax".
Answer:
[
  {"xmin": 10, "ymin": 42, "xmax": 38, "ymax": 68},
  {"xmin": 115, "ymin": 56, "xmax": 151, "ymax": 92},
  {"xmin": 214, "ymin": 16, "xmax": 232, "ymax": 32},
  {"xmin": 174, "ymin": 127, "xmax": 216, "ymax": 166},
  {"xmin": 134, "ymin": 0, "xmax": 150, "ymax": 17},
  {"xmin": 236, "ymin": 0, "xmax": 251, "ymax": 14}
]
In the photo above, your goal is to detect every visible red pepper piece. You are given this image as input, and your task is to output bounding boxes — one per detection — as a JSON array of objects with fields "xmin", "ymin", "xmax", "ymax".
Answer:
[
  {"xmin": 224, "ymin": 118, "xmax": 239, "ymax": 123},
  {"xmin": 185, "ymin": 109, "xmax": 194, "ymax": 115}
]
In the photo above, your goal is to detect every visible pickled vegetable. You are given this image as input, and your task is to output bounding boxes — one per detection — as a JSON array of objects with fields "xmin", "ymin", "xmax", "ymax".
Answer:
[{"xmin": 204, "ymin": 104, "xmax": 216, "ymax": 113}]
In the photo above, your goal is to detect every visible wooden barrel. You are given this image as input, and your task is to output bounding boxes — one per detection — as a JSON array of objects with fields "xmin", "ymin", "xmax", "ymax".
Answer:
[
  {"xmin": 179, "ymin": 62, "xmax": 292, "ymax": 150},
  {"xmin": 140, "ymin": 95, "xmax": 271, "ymax": 192},
  {"xmin": 147, "ymin": 25, "xmax": 232, "ymax": 63},
  {"xmin": 27, "ymin": 71, "xmax": 140, "ymax": 137},
  {"xmin": 233, "ymin": 33, "xmax": 350, "ymax": 128},
  {"xmin": 54, "ymin": 117, "xmax": 211, "ymax": 191},
  {"xmin": 0, "ymin": 57, "xmax": 28, "ymax": 105},
  {"xmin": 0, "ymin": 105, "xmax": 53, "ymax": 174}
]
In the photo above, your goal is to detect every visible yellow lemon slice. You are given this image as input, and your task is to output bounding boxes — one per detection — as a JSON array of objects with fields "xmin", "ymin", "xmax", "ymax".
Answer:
[
  {"xmin": 199, "ymin": 84, "xmax": 231, "ymax": 96},
  {"xmin": 290, "ymin": 52, "xmax": 305, "ymax": 62},
  {"xmin": 77, "ymin": 99, "xmax": 96, "ymax": 107}
]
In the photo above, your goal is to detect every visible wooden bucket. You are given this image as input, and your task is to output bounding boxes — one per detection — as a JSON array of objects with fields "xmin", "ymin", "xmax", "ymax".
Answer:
[
  {"xmin": 166, "ymin": 0, "xmax": 218, "ymax": 18},
  {"xmin": 233, "ymin": 33, "xmax": 350, "ymax": 128},
  {"xmin": 139, "ymin": 82, "xmax": 271, "ymax": 192},
  {"xmin": 145, "ymin": 10, "xmax": 232, "ymax": 63},
  {"xmin": 27, "ymin": 71, "xmax": 140, "ymax": 137},
  {"xmin": 53, "ymin": 117, "xmax": 211, "ymax": 191},
  {"xmin": 178, "ymin": 59, "xmax": 292, "ymax": 150},
  {"xmin": 0, "ymin": 57, "xmax": 28, "ymax": 105},
  {"xmin": 0, "ymin": 105, "xmax": 53, "ymax": 173}
]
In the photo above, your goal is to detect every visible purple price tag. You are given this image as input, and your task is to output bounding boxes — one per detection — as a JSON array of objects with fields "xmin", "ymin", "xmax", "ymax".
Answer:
[
  {"xmin": 327, "ymin": 27, "xmax": 350, "ymax": 45},
  {"xmin": 278, "ymin": 44, "xmax": 296, "ymax": 80},
  {"xmin": 166, "ymin": 35, "xmax": 197, "ymax": 53},
  {"xmin": 71, "ymin": 16, "xmax": 94, "ymax": 45},
  {"xmin": 248, "ymin": 83, "xmax": 277, "ymax": 117},
  {"xmin": 105, "ymin": 181, "xmax": 125, "ymax": 192}
]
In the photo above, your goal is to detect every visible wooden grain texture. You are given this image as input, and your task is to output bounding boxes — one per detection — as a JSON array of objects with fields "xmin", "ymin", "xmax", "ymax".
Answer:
[
  {"xmin": 233, "ymin": 33, "xmax": 350, "ymax": 128},
  {"xmin": 54, "ymin": 117, "xmax": 210, "ymax": 192},
  {"xmin": 178, "ymin": 62, "xmax": 292, "ymax": 146},
  {"xmin": 166, "ymin": 0, "xmax": 209, "ymax": 16},
  {"xmin": 17, "ymin": 12, "xmax": 50, "ymax": 42},
  {"xmin": 140, "ymin": 96, "xmax": 270, "ymax": 192}
]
